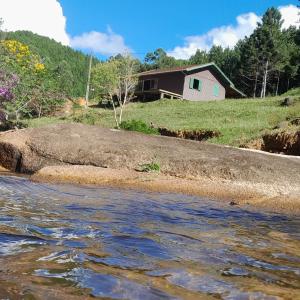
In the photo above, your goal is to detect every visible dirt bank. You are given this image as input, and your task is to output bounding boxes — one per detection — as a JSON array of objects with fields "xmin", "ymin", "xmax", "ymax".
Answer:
[
  {"xmin": 0, "ymin": 123, "xmax": 300, "ymax": 213},
  {"xmin": 158, "ymin": 127, "xmax": 220, "ymax": 141},
  {"xmin": 262, "ymin": 130, "xmax": 300, "ymax": 155}
]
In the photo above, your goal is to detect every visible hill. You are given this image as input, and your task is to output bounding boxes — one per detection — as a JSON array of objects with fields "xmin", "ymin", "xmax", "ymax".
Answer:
[
  {"xmin": 5, "ymin": 30, "xmax": 95, "ymax": 97},
  {"xmin": 25, "ymin": 95, "xmax": 300, "ymax": 148}
]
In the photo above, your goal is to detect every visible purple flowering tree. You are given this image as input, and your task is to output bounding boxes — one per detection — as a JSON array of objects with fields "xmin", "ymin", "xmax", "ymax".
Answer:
[{"xmin": 0, "ymin": 70, "xmax": 19, "ymax": 122}]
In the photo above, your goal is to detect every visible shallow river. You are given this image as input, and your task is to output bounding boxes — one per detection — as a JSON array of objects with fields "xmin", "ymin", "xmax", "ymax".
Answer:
[{"xmin": 0, "ymin": 175, "xmax": 299, "ymax": 299}]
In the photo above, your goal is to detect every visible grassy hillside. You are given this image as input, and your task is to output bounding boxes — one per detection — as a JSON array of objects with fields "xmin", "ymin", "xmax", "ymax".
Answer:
[
  {"xmin": 25, "ymin": 96, "xmax": 300, "ymax": 146},
  {"xmin": 5, "ymin": 31, "xmax": 94, "ymax": 97}
]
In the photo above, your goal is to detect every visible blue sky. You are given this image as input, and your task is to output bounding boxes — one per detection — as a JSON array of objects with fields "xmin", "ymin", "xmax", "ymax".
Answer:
[
  {"xmin": 1, "ymin": 0, "xmax": 299, "ymax": 60},
  {"xmin": 61, "ymin": 0, "xmax": 299, "ymax": 58}
]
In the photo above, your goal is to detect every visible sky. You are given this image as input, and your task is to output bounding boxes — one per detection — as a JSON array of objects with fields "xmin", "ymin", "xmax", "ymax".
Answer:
[{"xmin": 0, "ymin": 0, "xmax": 299, "ymax": 60}]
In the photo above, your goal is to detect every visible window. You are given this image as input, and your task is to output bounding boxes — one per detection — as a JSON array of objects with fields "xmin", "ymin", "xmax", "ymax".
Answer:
[
  {"xmin": 143, "ymin": 79, "xmax": 158, "ymax": 91},
  {"xmin": 189, "ymin": 78, "xmax": 202, "ymax": 91},
  {"xmin": 213, "ymin": 84, "xmax": 219, "ymax": 97}
]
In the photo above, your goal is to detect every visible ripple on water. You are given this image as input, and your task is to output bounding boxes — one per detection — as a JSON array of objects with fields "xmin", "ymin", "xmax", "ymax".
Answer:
[
  {"xmin": 0, "ymin": 233, "xmax": 47, "ymax": 256},
  {"xmin": 35, "ymin": 267, "xmax": 177, "ymax": 299},
  {"xmin": 0, "ymin": 175, "xmax": 299, "ymax": 299}
]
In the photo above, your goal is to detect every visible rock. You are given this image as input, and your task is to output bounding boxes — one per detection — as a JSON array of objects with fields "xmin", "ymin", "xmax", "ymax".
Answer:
[
  {"xmin": 0, "ymin": 124, "xmax": 300, "ymax": 193},
  {"xmin": 280, "ymin": 97, "xmax": 294, "ymax": 107}
]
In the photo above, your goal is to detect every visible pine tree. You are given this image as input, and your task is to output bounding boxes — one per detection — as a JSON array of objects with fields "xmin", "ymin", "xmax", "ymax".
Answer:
[
  {"xmin": 239, "ymin": 36, "xmax": 260, "ymax": 97},
  {"xmin": 208, "ymin": 46, "xmax": 225, "ymax": 67},
  {"xmin": 254, "ymin": 8, "xmax": 284, "ymax": 97},
  {"xmin": 189, "ymin": 50, "xmax": 209, "ymax": 65}
]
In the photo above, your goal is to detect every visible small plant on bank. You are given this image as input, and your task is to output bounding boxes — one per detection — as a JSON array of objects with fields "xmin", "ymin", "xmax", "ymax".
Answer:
[
  {"xmin": 120, "ymin": 119, "xmax": 159, "ymax": 135},
  {"xmin": 72, "ymin": 111, "xmax": 99, "ymax": 125},
  {"xmin": 139, "ymin": 162, "xmax": 160, "ymax": 173}
]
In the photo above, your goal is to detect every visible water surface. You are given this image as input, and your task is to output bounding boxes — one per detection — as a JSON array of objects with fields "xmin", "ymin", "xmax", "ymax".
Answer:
[{"xmin": 0, "ymin": 175, "xmax": 299, "ymax": 299}]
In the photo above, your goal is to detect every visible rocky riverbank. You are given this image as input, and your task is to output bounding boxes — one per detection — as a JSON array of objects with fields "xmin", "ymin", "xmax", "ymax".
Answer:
[{"xmin": 0, "ymin": 123, "xmax": 300, "ymax": 213}]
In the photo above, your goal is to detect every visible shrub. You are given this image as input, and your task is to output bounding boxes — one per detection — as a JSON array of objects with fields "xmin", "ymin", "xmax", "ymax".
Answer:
[
  {"xmin": 73, "ymin": 112, "xmax": 98, "ymax": 125},
  {"xmin": 140, "ymin": 162, "xmax": 160, "ymax": 172},
  {"xmin": 120, "ymin": 119, "xmax": 159, "ymax": 135},
  {"xmin": 0, "ymin": 120, "xmax": 27, "ymax": 131}
]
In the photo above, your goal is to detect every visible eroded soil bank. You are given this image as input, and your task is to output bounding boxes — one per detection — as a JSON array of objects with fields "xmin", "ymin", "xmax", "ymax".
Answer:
[
  {"xmin": 0, "ymin": 123, "xmax": 300, "ymax": 213},
  {"xmin": 262, "ymin": 130, "xmax": 300, "ymax": 155}
]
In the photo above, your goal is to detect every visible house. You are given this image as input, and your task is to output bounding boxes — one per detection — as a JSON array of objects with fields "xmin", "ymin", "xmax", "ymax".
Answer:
[{"xmin": 136, "ymin": 62, "xmax": 245, "ymax": 101}]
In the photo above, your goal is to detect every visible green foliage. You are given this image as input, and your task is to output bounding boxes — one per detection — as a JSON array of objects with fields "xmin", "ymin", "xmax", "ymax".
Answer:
[
  {"xmin": 282, "ymin": 87, "xmax": 300, "ymax": 97},
  {"xmin": 0, "ymin": 39, "xmax": 66, "ymax": 120},
  {"xmin": 72, "ymin": 110, "xmax": 99, "ymax": 125},
  {"xmin": 226, "ymin": 7, "xmax": 299, "ymax": 97},
  {"xmin": 143, "ymin": 48, "xmax": 186, "ymax": 70},
  {"xmin": 91, "ymin": 60, "xmax": 120, "ymax": 101},
  {"xmin": 0, "ymin": 119, "xmax": 27, "ymax": 131},
  {"xmin": 120, "ymin": 119, "xmax": 159, "ymax": 134},
  {"xmin": 189, "ymin": 50, "xmax": 209, "ymax": 65},
  {"xmin": 4, "ymin": 31, "xmax": 95, "ymax": 97},
  {"xmin": 139, "ymin": 162, "xmax": 160, "ymax": 173},
  {"xmin": 91, "ymin": 54, "xmax": 139, "ymax": 128}
]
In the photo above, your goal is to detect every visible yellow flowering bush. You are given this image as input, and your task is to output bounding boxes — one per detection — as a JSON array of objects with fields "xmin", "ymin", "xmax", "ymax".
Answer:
[
  {"xmin": 1, "ymin": 40, "xmax": 45, "ymax": 73},
  {"xmin": 34, "ymin": 63, "xmax": 45, "ymax": 72},
  {"xmin": 1, "ymin": 40, "xmax": 30, "ymax": 64}
]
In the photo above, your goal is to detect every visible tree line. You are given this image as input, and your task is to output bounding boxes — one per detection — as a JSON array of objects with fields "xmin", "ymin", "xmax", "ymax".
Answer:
[{"xmin": 138, "ymin": 7, "xmax": 299, "ymax": 97}]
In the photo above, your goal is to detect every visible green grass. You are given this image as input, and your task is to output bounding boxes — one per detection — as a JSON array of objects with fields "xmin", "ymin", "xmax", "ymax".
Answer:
[
  {"xmin": 281, "ymin": 87, "xmax": 300, "ymax": 97},
  {"xmin": 22, "ymin": 95, "xmax": 300, "ymax": 146},
  {"xmin": 139, "ymin": 162, "xmax": 161, "ymax": 173},
  {"xmin": 23, "ymin": 116, "xmax": 69, "ymax": 128}
]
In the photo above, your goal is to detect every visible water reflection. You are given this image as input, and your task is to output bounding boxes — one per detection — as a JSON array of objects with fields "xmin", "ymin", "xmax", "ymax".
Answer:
[{"xmin": 0, "ymin": 175, "xmax": 299, "ymax": 299}]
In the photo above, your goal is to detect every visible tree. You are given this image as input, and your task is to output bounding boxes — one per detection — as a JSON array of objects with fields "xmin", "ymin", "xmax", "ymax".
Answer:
[
  {"xmin": 237, "ymin": 7, "xmax": 298, "ymax": 97},
  {"xmin": 91, "ymin": 55, "xmax": 138, "ymax": 128},
  {"xmin": 280, "ymin": 27, "xmax": 300, "ymax": 93},
  {"xmin": 208, "ymin": 46, "xmax": 225, "ymax": 67},
  {"xmin": 221, "ymin": 47, "xmax": 240, "ymax": 81},
  {"xmin": 53, "ymin": 60, "xmax": 74, "ymax": 96},
  {"xmin": 0, "ymin": 70, "xmax": 19, "ymax": 122},
  {"xmin": 254, "ymin": 8, "xmax": 285, "ymax": 98},
  {"xmin": 0, "ymin": 39, "xmax": 65, "ymax": 120},
  {"xmin": 115, "ymin": 54, "xmax": 138, "ymax": 125},
  {"xmin": 144, "ymin": 48, "xmax": 184, "ymax": 70},
  {"xmin": 238, "ymin": 36, "xmax": 260, "ymax": 97},
  {"xmin": 91, "ymin": 60, "xmax": 120, "ymax": 125},
  {"xmin": 0, "ymin": 18, "xmax": 6, "ymax": 40},
  {"xmin": 189, "ymin": 49, "xmax": 209, "ymax": 65}
]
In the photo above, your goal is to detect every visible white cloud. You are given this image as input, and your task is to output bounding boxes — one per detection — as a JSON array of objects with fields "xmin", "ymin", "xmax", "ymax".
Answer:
[
  {"xmin": 0, "ymin": 0, "xmax": 131, "ymax": 56},
  {"xmin": 279, "ymin": 5, "xmax": 299, "ymax": 29},
  {"xmin": 0, "ymin": 0, "xmax": 70, "ymax": 45},
  {"xmin": 70, "ymin": 27, "xmax": 131, "ymax": 56},
  {"xmin": 168, "ymin": 5, "xmax": 299, "ymax": 59}
]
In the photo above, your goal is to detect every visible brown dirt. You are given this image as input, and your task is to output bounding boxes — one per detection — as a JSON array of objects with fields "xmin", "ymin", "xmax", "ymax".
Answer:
[
  {"xmin": 158, "ymin": 127, "xmax": 220, "ymax": 141},
  {"xmin": 241, "ymin": 138, "xmax": 264, "ymax": 151},
  {"xmin": 262, "ymin": 130, "xmax": 300, "ymax": 155}
]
